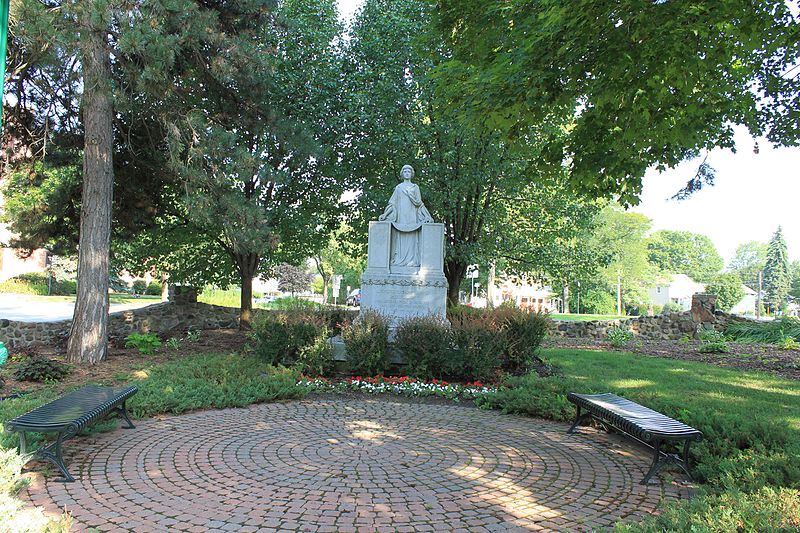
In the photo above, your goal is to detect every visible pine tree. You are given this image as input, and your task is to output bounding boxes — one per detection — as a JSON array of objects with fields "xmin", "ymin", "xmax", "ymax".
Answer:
[{"xmin": 763, "ymin": 227, "xmax": 790, "ymax": 314}]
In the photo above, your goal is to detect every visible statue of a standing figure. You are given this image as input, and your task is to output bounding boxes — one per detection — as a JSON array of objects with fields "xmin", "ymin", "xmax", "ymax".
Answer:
[{"xmin": 379, "ymin": 165, "xmax": 433, "ymax": 266}]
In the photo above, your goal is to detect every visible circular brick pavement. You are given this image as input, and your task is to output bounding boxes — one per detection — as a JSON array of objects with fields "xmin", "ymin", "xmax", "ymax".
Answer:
[{"xmin": 24, "ymin": 398, "xmax": 690, "ymax": 532}]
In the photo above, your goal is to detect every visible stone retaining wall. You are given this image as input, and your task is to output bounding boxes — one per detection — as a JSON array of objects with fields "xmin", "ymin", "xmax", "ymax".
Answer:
[
  {"xmin": 0, "ymin": 302, "xmax": 240, "ymax": 348},
  {"xmin": 549, "ymin": 310, "xmax": 745, "ymax": 340}
]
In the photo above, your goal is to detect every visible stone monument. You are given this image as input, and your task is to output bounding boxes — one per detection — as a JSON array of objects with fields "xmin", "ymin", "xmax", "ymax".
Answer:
[{"xmin": 360, "ymin": 165, "xmax": 448, "ymax": 327}]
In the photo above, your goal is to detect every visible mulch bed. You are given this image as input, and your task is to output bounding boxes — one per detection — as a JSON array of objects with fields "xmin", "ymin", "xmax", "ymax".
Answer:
[
  {"xmin": 545, "ymin": 337, "xmax": 800, "ymax": 381},
  {"xmin": 0, "ymin": 329, "xmax": 249, "ymax": 396}
]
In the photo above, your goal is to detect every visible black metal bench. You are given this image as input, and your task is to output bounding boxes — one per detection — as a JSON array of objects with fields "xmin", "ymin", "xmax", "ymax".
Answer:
[
  {"xmin": 4, "ymin": 385, "xmax": 138, "ymax": 482},
  {"xmin": 567, "ymin": 392, "xmax": 703, "ymax": 485}
]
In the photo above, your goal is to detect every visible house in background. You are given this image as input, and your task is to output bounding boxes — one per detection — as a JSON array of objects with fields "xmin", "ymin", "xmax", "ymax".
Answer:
[
  {"xmin": 648, "ymin": 273, "xmax": 706, "ymax": 311},
  {"xmin": 648, "ymin": 273, "xmax": 757, "ymax": 315},
  {"xmin": 729, "ymin": 285, "xmax": 757, "ymax": 315}
]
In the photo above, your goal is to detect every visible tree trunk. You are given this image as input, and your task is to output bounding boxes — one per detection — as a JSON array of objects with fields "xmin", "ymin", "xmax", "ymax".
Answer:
[
  {"xmin": 562, "ymin": 282, "xmax": 570, "ymax": 314},
  {"xmin": 161, "ymin": 272, "xmax": 169, "ymax": 302},
  {"xmin": 236, "ymin": 253, "xmax": 260, "ymax": 329},
  {"xmin": 445, "ymin": 259, "xmax": 467, "ymax": 307},
  {"xmin": 486, "ymin": 261, "xmax": 496, "ymax": 308},
  {"xmin": 321, "ymin": 278, "xmax": 329, "ymax": 305},
  {"xmin": 67, "ymin": 10, "xmax": 114, "ymax": 364}
]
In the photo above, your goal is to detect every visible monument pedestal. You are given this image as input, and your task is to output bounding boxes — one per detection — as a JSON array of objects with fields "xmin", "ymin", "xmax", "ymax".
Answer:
[{"xmin": 360, "ymin": 221, "xmax": 448, "ymax": 328}]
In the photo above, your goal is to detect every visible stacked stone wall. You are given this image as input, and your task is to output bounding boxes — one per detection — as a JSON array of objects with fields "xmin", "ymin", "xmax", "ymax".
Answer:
[
  {"xmin": 0, "ymin": 302, "xmax": 240, "ymax": 348},
  {"xmin": 549, "ymin": 310, "xmax": 747, "ymax": 340}
]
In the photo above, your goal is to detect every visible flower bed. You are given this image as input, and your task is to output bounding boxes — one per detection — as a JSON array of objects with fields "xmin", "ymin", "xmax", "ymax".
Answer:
[{"xmin": 297, "ymin": 375, "xmax": 498, "ymax": 402}]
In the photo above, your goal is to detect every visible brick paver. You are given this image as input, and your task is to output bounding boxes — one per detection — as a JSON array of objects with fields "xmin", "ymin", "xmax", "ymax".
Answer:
[{"xmin": 22, "ymin": 398, "xmax": 691, "ymax": 531}]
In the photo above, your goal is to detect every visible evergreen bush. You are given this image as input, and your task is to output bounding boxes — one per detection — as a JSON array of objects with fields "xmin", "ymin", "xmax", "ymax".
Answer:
[{"xmin": 394, "ymin": 315, "xmax": 454, "ymax": 380}]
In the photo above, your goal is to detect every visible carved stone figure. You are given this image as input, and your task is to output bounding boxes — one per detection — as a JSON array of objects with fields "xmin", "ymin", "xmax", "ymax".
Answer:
[{"xmin": 378, "ymin": 165, "xmax": 433, "ymax": 266}]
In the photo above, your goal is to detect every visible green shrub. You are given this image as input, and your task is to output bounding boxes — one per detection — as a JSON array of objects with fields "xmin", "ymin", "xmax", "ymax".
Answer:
[
  {"xmin": 615, "ymin": 487, "xmax": 800, "ymax": 532},
  {"xmin": 251, "ymin": 310, "xmax": 333, "ymax": 376},
  {"xmin": 475, "ymin": 372, "xmax": 581, "ymax": 421},
  {"xmin": 13, "ymin": 357, "xmax": 71, "ymax": 382},
  {"xmin": 394, "ymin": 315, "xmax": 454, "ymax": 380},
  {"xmin": 581, "ymin": 289, "xmax": 617, "ymax": 315},
  {"xmin": 125, "ymin": 333, "xmax": 162, "ymax": 355},
  {"xmin": 697, "ymin": 328, "xmax": 730, "ymax": 353},
  {"xmin": 131, "ymin": 279, "xmax": 148, "ymax": 294},
  {"xmin": 779, "ymin": 336, "xmax": 800, "ymax": 350},
  {"xmin": 145, "ymin": 282, "xmax": 162, "ymax": 296},
  {"xmin": 727, "ymin": 316, "xmax": 800, "ymax": 344},
  {"xmin": 0, "ymin": 277, "xmax": 48, "ymax": 295},
  {"xmin": 501, "ymin": 308, "xmax": 550, "ymax": 374},
  {"xmin": 606, "ymin": 326, "xmax": 634, "ymax": 347},
  {"xmin": 662, "ymin": 301, "xmax": 684, "ymax": 314},
  {"xmin": 342, "ymin": 311, "xmax": 390, "ymax": 376},
  {"xmin": 449, "ymin": 310, "xmax": 506, "ymax": 381}
]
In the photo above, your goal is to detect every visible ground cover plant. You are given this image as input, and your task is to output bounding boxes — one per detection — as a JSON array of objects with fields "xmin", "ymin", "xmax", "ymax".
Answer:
[
  {"xmin": 727, "ymin": 316, "xmax": 800, "ymax": 344},
  {"xmin": 297, "ymin": 375, "xmax": 497, "ymax": 402},
  {"xmin": 124, "ymin": 333, "xmax": 162, "ymax": 355}
]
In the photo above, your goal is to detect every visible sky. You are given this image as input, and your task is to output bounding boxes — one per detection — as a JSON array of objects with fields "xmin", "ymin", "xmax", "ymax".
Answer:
[{"xmin": 335, "ymin": 0, "xmax": 800, "ymax": 265}]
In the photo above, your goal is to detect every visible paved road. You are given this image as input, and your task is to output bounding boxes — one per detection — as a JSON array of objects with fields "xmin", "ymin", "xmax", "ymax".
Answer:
[
  {"xmin": 0, "ymin": 294, "xmax": 159, "ymax": 322},
  {"xmin": 24, "ymin": 398, "xmax": 690, "ymax": 531}
]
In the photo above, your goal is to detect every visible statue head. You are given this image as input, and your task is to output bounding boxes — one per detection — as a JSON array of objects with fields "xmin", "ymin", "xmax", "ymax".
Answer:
[{"xmin": 399, "ymin": 165, "xmax": 415, "ymax": 181}]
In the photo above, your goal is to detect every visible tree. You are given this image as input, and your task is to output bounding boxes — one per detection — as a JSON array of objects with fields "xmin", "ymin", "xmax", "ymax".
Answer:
[
  {"xmin": 275, "ymin": 263, "xmax": 314, "ymax": 297},
  {"xmin": 790, "ymin": 261, "xmax": 800, "ymax": 302},
  {"xmin": 728, "ymin": 241, "xmax": 768, "ymax": 290},
  {"xmin": 343, "ymin": 0, "xmax": 600, "ymax": 305},
  {"xmin": 705, "ymin": 273, "xmax": 745, "ymax": 313},
  {"xmin": 312, "ymin": 226, "xmax": 366, "ymax": 304},
  {"xmin": 647, "ymin": 230, "xmax": 723, "ymax": 283},
  {"xmin": 5, "ymin": 0, "xmax": 349, "ymax": 332},
  {"xmin": 763, "ymin": 227, "xmax": 790, "ymax": 314},
  {"xmin": 437, "ymin": 1, "xmax": 800, "ymax": 204},
  {"xmin": 578, "ymin": 204, "xmax": 660, "ymax": 314}
]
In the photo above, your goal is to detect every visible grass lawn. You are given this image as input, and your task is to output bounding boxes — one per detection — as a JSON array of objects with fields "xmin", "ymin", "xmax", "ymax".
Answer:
[
  {"xmin": 542, "ymin": 347, "xmax": 800, "ymax": 431},
  {"xmin": 550, "ymin": 313, "xmax": 629, "ymax": 321}
]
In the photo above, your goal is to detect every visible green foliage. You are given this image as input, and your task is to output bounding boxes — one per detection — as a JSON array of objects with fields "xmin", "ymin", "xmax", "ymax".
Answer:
[
  {"xmin": 726, "ymin": 316, "xmax": 800, "ymax": 344},
  {"xmin": 437, "ymin": 0, "xmax": 800, "ymax": 204},
  {"xmin": 341, "ymin": 311, "xmax": 390, "ymax": 376},
  {"xmin": 729, "ymin": 241, "xmax": 768, "ymax": 290},
  {"xmin": 580, "ymin": 289, "xmax": 617, "ymax": 315},
  {"xmin": 145, "ymin": 282, "xmax": 162, "ymax": 296},
  {"xmin": 705, "ymin": 272, "xmax": 746, "ymax": 312},
  {"xmin": 697, "ymin": 328, "xmax": 730, "ymax": 353},
  {"xmin": 0, "ymin": 276, "xmax": 48, "ymax": 295},
  {"xmin": 606, "ymin": 326, "xmax": 634, "ymax": 348},
  {"xmin": 131, "ymin": 279, "xmax": 148, "ymax": 294},
  {"xmin": 763, "ymin": 227, "xmax": 790, "ymax": 314},
  {"xmin": 12, "ymin": 357, "xmax": 71, "ymax": 382},
  {"xmin": 615, "ymin": 487, "xmax": 799, "ymax": 533},
  {"xmin": 165, "ymin": 337, "xmax": 181, "ymax": 351},
  {"xmin": 474, "ymin": 373, "xmax": 580, "ymax": 422},
  {"xmin": 449, "ymin": 310, "xmax": 506, "ymax": 381},
  {"xmin": 647, "ymin": 230, "xmax": 723, "ymax": 283},
  {"xmin": 394, "ymin": 316, "xmax": 454, "ymax": 381},
  {"xmin": 500, "ymin": 309, "xmax": 550, "ymax": 375},
  {"xmin": 661, "ymin": 302, "xmax": 684, "ymax": 314},
  {"xmin": 124, "ymin": 354, "xmax": 305, "ymax": 418},
  {"xmin": 250, "ymin": 311, "xmax": 333, "ymax": 376},
  {"xmin": 344, "ymin": 0, "xmax": 601, "ymax": 302},
  {"xmin": 124, "ymin": 333, "xmax": 162, "ymax": 355},
  {"xmin": 779, "ymin": 336, "xmax": 800, "ymax": 351}
]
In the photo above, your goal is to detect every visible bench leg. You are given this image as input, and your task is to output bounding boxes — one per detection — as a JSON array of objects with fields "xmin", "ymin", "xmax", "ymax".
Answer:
[
  {"xmin": 567, "ymin": 406, "xmax": 593, "ymax": 433},
  {"xmin": 641, "ymin": 440, "xmax": 664, "ymax": 485},
  {"xmin": 114, "ymin": 402, "xmax": 136, "ymax": 429},
  {"xmin": 37, "ymin": 432, "xmax": 75, "ymax": 483},
  {"xmin": 18, "ymin": 431, "xmax": 28, "ymax": 455}
]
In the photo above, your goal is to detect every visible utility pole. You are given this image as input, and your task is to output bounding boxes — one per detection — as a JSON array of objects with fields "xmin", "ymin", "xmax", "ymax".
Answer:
[{"xmin": 757, "ymin": 270, "xmax": 763, "ymax": 319}]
